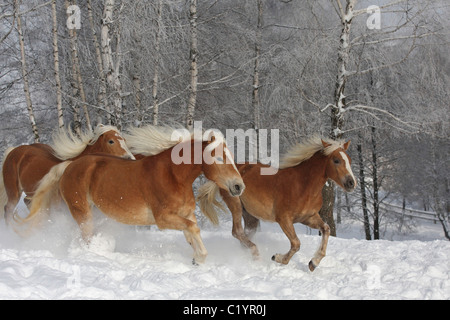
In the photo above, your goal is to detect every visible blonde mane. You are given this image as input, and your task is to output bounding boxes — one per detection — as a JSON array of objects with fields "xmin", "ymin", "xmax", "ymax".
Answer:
[
  {"xmin": 124, "ymin": 125, "xmax": 225, "ymax": 156},
  {"xmin": 279, "ymin": 136, "xmax": 346, "ymax": 169},
  {"xmin": 124, "ymin": 125, "xmax": 187, "ymax": 156},
  {"xmin": 51, "ymin": 124, "xmax": 120, "ymax": 160}
]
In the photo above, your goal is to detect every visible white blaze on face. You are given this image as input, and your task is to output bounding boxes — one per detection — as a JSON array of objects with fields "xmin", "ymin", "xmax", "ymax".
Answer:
[
  {"xmin": 119, "ymin": 137, "xmax": 135, "ymax": 160},
  {"xmin": 203, "ymin": 134, "xmax": 239, "ymax": 174},
  {"xmin": 340, "ymin": 151, "xmax": 355, "ymax": 182},
  {"xmin": 224, "ymin": 145, "xmax": 239, "ymax": 174}
]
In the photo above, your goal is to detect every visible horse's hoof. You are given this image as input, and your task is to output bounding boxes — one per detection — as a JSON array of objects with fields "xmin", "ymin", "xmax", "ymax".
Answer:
[
  {"xmin": 272, "ymin": 254, "xmax": 287, "ymax": 264},
  {"xmin": 192, "ymin": 259, "xmax": 199, "ymax": 266},
  {"xmin": 308, "ymin": 260, "xmax": 316, "ymax": 272}
]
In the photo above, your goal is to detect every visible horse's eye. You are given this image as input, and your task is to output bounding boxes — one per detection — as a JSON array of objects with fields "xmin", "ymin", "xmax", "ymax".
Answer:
[
  {"xmin": 333, "ymin": 158, "xmax": 340, "ymax": 165},
  {"xmin": 108, "ymin": 140, "xmax": 115, "ymax": 145}
]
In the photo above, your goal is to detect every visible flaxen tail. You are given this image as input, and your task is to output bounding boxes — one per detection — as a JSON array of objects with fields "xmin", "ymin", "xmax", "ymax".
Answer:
[
  {"xmin": 0, "ymin": 147, "xmax": 15, "ymax": 218},
  {"xmin": 14, "ymin": 161, "xmax": 72, "ymax": 227},
  {"xmin": 196, "ymin": 180, "xmax": 227, "ymax": 226}
]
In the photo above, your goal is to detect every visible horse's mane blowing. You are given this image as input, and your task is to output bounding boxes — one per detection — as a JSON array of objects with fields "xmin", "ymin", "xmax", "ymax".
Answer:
[
  {"xmin": 279, "ymin": 135, "xmax": 346, "ymax": 169},
  {"xmin": 124, "ymin": 124, "xmax": 208, "ymax": 156},
  {"xmin": 51, "ymin": 124, "xmax": 120, "ymax": 160}
]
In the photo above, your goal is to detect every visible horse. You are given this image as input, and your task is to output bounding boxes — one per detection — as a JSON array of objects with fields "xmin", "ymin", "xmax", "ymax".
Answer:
[
  {"xmin": 0, "ymin": 124, "xmax": 135, "ymax": 224},
  {"xmin": 197, "ymin": 136, "xmax": 356, "ymax": 271},
  {"xmin": 24, "ymin": 125, "xmax": 245, "ymax": 264}
]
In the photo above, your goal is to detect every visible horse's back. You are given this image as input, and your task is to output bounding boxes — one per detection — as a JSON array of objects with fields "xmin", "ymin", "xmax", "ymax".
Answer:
[
  {"xmin": 5, "ymin": 144, "xmax": 58, "ymax": 164},
  {"xmin": 61, "ymin": 155, "xmax": 139, "ymax": 191}
]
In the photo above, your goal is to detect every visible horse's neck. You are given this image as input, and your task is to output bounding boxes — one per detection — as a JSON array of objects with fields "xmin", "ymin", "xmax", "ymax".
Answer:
[
  {"xmin": 293, "ymin": 152, "xmax": 328, "ymax": 194},
  {"xmin": 76, "ymin": 144, "xmax": 92, "ymax": 159},
  {"xmin": 160, "ymin": 143, "xmax": 204, "ymax": 185}
]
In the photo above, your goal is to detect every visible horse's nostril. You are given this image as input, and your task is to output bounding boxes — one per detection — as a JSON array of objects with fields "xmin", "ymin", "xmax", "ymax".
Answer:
[{"xmin": 235, "ymin": 184, "xmax": 241, "ymax": 192}]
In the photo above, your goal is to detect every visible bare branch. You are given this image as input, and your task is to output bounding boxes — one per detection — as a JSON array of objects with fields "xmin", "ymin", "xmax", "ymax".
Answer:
[{"xmin": 353, "ymin": 0, "xmax": 409, "ymax": 17}]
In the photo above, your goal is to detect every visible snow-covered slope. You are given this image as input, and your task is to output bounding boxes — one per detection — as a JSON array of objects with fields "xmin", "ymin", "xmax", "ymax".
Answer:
[{"xmin": 0, "ymin": 204, "xmax": 448, "ymax": 300}]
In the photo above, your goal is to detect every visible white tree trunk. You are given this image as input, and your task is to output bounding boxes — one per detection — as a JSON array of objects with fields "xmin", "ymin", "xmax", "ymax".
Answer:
[
  {"xmin": 186, "ymin": 0, "xmax": 198, "ymax": 130},
  {"xmin": 15, "ymin": 0, "xmax": 39, "ymax": 142},
  {"xmin": 252, "ymin": 0, "xmax": 263, "ymax": 160},
  {"xmin": 87, "ymin": 0, "xmax": 108, "ymax": 125},
  {"xmin": 65, "ymin": 0, "xmax": 92, "ymax": 134},
  {"xmin": 101, "ymin": 0, "xmax": 123, "ymax": 130},
  {"xmin": 51, "ymin": 0, "xmax": 64, "ymax": 129},
  {"xmin": 320, "ymin": 0, "xmax": 357, "ymax": 236},
  {"xmin": 152, "ymin": 0, "xmax": 162, "ymax": 126},
  {"xmin": 332, "ymin": 0, "xmax": 357, "ymax": 140}
]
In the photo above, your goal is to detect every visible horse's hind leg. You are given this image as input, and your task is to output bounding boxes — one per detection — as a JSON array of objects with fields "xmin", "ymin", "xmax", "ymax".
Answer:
[
  {"xmin": 4, "ymin": 194, "xmax": 20, "ymax": 225},
  {"xmin": 3, "ymin": 174, "xmax": 22, "ymax": 225},
  {"xmin": 220, "ymin": 189, "xmax": 259, "ymax": 259},
  {"xmin": 303, "ymin": 213, "xmax": 330, "ymax": 271},
  {"xmin": 242, "ymin": 206, "xmax": 260, "ymax": 239}
]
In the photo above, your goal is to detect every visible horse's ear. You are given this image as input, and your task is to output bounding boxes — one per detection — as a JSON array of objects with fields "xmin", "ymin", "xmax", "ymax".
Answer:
[
  {"xmin": 343, "ymin": 140, "xmax": 351, "ymax": 151},
  {"xmin": 321, "ymin": 139, "xmax": 332, "ymax": 148}
]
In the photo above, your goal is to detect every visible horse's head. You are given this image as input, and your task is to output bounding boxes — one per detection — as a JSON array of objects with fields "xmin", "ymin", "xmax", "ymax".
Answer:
[
  {"xmin": 322, "ymin": 139, "xmax": 356, "ymax": 192},
  {"xmin": 91, "ymin": 125, "xmax": 135, "ymax": 160},
  {"xmin": 202, "ymin": 131, "xmax": 245, "ymax": 197}
]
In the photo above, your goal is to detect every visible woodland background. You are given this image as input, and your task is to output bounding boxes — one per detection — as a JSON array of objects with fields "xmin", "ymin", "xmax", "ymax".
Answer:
[{"xmin": 0, "ymin": 0, "xmax": 449, "ymax": 240}]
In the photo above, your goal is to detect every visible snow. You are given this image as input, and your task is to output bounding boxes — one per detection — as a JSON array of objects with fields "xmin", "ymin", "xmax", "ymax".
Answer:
[{"xmin": 0, "ymin": 199, "xmax": 448, "ymax": 300}]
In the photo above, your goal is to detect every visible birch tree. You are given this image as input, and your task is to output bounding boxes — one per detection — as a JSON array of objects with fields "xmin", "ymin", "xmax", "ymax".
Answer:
[
  {"xmin": 186, "ymin": 0, "xmax": 198, "ymax": 130},
  {"xmin": 65, "ymin": 0, "xmax": 92, "ymax": 134},
  {"xmin": 87, "ymin": 0, "xmax": 107, "ymax": 124},
  {"xmin": 152, "ymin": 0, "xmax": 162, "ymax": 126},
  {"xmin": 130, "ymin": 20, "xmax": 143, "ymax": 126},
  {"xmin": 251, "ymin": 0, "xmax": 263, "ymax": 159},
  {"xmin": 14, "ymin": 0, "xmax": 39, "ymax": 142},
  {"xmin": 101, "ymin": 0, "xmax": 124, "ymax": 130},
  {"xmin": 51, "ymin": 0, "xmax": 63, "ymax": 129}
]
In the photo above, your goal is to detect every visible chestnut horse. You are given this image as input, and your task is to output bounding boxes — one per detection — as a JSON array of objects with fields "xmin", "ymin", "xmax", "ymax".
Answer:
[
  {"xmin": 25, "ymin": 125, "xmax": 244, "ymax": 264},
  {"xmin": 197, "ymin": 136, "xmax": 356, "ymax": 271},
  {"xmin": 0, "ymin": 124, "xmax": 135, "ymax": 224}
]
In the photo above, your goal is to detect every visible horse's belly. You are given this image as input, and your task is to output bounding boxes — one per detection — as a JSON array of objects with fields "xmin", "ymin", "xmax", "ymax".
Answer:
[
  {"xmin": 95, "ymin": 200, "xmax": 156, "ymax": 225},
  {"xmin": 241, "ymin": 196, "xmax": 275, "ymax": 222}
]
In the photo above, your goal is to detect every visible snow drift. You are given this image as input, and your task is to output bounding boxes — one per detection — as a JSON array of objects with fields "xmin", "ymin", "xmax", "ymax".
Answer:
[{"xmin": 0, "ymin": 203, "xmax": 448, "ymax": 300}]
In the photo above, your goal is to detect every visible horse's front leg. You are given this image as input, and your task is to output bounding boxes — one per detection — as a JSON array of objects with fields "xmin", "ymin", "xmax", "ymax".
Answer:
[
  {"xmin": 155, "ymin": 208, "xmax": 208, "ymax": 265},
  {"xmin": 272, "ymin": 217, "xmax": 300, "ymax": 265},
  {"xmin": 304, "ymin": 213, "xmax": 330, "ymax": 271},
  {"xmin": 220, "ymin": 189, "xmax": 260, "ymax": 259}
]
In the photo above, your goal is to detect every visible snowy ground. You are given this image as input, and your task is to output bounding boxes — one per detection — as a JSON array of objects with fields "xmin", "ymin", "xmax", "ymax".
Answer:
[{"xmin": 0, "ymin": 199, "xmax": 448, "ymax": 300}]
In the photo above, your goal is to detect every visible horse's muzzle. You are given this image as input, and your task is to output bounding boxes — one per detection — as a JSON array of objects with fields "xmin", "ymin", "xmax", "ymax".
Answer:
[
  {"xmin": 344, "ymin": 176, "xmax": 356, "ymax": 192},
  {"xmin": 229, "ymin": 181, "xmax": 245, "ymax": 197}
]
